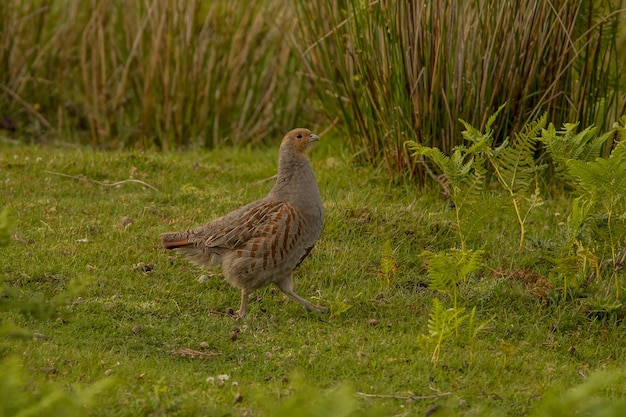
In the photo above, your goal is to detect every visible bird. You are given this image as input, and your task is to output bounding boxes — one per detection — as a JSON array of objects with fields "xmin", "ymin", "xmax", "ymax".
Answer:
[{"xmin": 161, "ymin": 128, "xmax": 325, "ymax": 318}]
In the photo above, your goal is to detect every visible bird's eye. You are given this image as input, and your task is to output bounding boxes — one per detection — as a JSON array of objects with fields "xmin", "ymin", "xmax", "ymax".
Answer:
[{"xmin": 296, "ymin": 133, "xmax": 303, "ymax": 139}]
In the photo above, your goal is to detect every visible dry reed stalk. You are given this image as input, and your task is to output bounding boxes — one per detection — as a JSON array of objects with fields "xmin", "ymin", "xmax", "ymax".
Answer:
[
  {"xmin": 296, "ymin": 0, "xmax": 626, "ymax": 181},
  {"xmin": 0, "ymin": 0, "xmax": 311, "ymax": 148}
]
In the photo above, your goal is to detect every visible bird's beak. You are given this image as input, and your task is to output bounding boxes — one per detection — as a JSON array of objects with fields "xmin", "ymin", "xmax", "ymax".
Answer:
[{"xmin": 309, "ymin": 133, "xmax": 320, "ymax": 143}]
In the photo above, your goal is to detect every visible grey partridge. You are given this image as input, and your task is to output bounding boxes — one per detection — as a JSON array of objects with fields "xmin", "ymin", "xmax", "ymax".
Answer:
[{"xmin": 161, "ymin": 128, "xmax": 324, "ymax": 318}]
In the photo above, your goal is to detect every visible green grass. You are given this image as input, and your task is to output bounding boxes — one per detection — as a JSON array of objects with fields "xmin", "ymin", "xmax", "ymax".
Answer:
[{"xmin": 2, "ymin": 139, "xmax": 626, "ymax": 416}]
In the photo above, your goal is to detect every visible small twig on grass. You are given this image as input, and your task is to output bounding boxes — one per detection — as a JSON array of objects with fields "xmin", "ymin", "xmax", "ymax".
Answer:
[
  {"xmin": 356, "ymin": 391, "xmax": 451, "ymax": 401},
  {"xmin": 168, "ymin": 348, "xmax": 220, "ymax": 359},
  {"xmin": 208, "ymin": 309, "xmax": 238, "ymax": 319},
  {"xmin": 43, "ymin": 170, "xmax": 159, "ymax": 192}
]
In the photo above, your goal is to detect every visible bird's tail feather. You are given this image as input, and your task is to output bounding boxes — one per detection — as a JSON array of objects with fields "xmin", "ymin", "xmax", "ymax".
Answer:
[
  {"xmin": 161, "ymin": 232, "xmax": 194, "ymax": 249},
  {"xmin": 161, "ymin": 232, "xmax": 221, "ymax": 268}
]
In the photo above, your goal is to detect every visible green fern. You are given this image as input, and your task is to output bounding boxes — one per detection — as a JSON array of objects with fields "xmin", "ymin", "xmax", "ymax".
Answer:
[
  {"xmin": 406, "ymin": 143, "xmax": 486, "ymax": 250},
  {"xmin": 420, "ymin": 247, "xmax": 485, "ymax": 363},
  {"xmin": 420, "ymin": 299, "xmax": 491, "ymax": 366},
  {"xmin": 461, "ymin": 110, "xmax": 547, "ymax": 249},
  {"xmin": 464, "ymin": 307, "xmax": 493, "ymax": 364},
  {"xmin": 0, "ymin": 207, "xmax": 14, "ymax": 246},
  {"xmin": 377, "ymin": 240, "xmax": 397, "ymax": 291},
  {"xmin": 531, "ymin": 370, "xmax": 626, "ymax": 416},
  {"xmin": 0, "ymin": 357, "xmax": 110, "ymax": 417},
  {"xmin": 406, "ymin": 144, "xmax": 485, "ymax": 194},
  {"xmin": 549, "ymin": 250, "xmax": 598, "ymax": 300},
  {"xmin": 545, "ymin": 118, "xmax": 626, "ymax": 301},
  {"xmin": 564, "ymin": 197, "xmax": 591, "ymax": 246},
  {"xmin": 421, "ymin": 249, "xmax": 485, "ymax": 312},
  {"xmin": 567, "ymin": 140, "xmax": 626, "ymax": 204},
  {"xmin": 328, "ymin": 297, "xmax": 352, "ymax": 319},
  {"xmin": 423, "ymin": 298, "xmax": 469, "ymax": 365},
  {"xmin": 549, "ymin": 196, "xmax": 597, "ymax": 299},
  {"xmin": 614, "ymin": 115, "xmax": 626, "ymax": 145},
  {"xmin": 565, "ymin": 125, "xmax": 626, "ymax": 298},
  {"xmin": 540, "ymin": 122, "xmax": 613, "ymax": 184},
  {"xmin": 488, "ymin": 114, "xmax": 546, "ymax": 193},
  {"xmin": 459, "ymin": 103, "xmax": 507, "ymax": 152}
]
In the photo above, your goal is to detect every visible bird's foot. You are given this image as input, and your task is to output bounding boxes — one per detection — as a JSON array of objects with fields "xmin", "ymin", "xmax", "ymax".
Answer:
[{"xmin": 305, "ymin": 303, "xmax": 327, "ymax": 312}]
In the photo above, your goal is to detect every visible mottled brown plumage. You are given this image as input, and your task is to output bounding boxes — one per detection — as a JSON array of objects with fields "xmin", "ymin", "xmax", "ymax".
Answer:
[{"xmin": 161, "ymin": 128, "xmax": 324, "ymax": 318}]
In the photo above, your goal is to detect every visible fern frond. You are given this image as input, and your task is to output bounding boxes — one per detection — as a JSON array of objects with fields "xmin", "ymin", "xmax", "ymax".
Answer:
[
  {"xmin": 575, "ymin": 128, "xmax": 610, "ymax": 162},
  {"xmin": 485, "ymin": 103, "xmax": 507, "ymax": 132},
  {"xmin": 459, "ymin": 119, "xmax": 491, "ymax": 146},
  {"xmin": 377, "ymin": 240, "xmax": 397, "ymax": 290},
  {"xmin": 450, "ymin": 151, "xmax": 486, "ymax": 196},
  {"xmin": 426, "ymin": 297, "xmax": 448, "ymax": 364},
  {"xmin": 614, "ymin": 116, "xmax": 626, "ymax": 141},
  {"xmin": 566, "ymin": 137, "xmax": 626, "ymax": 299},
  {"xmin": 489, "ymin": 113, "xmax": 546, "ymax": 194},
  {"xmin": 483, "ymin": 114, "xmax": 547, "ymax": 249},
  {"xmin": 408, "ymin": 132, "xmax": 489, "ymax": 249},
  {"xmin": 426, "ymin": 298, "xmax": 468, "ymax": 364},
  {"xmin": 407, "ymin": 143, "xmax": 481, "ymax": 192},
  {"xmin": 422, "ymin": 251, "xmax": 458, "ymax": 294},
  {"xmin": 422, "ymin": 249, "xmax": 485, "ymax": 299},
  {"xmin": 427, "ymin": 298, "xmax": 451, "ymax": 339},
  {"xmin": 540, "ymin": 122, "xmax": 613, "ymax": 184},
  {"xmin": 458, "ymin": 104, "xmax": 506, "ymax": 155},
  {"xmin": 405, "ymin": 141, "xmax": 442, "ymax": 161},
  {"xmin": 458, "ymin": 249, "xmax": 486, "ymax": 278},
  {"xmin": 328, "ymin": 298, "xmax": 352, "ymax": 319},
  {"xmin": 551, "ymin": 255, "xmax": 583, "ymax": 279},
  {"xmin": 550, "ymin": 255, "xmax": 583, "ymax": 300},
  {"xmin": 407, "ymin": 141, "xmax": 486, "ymax": 211},
  {"xmin": 567, "ymin": 149, "xmax": 626, "ymax": 208},
  {"xmin": 564, "ymin": 197, "xmax": 591, "ymax": 246},
  {"xmin": 550, "ymin": 239, "xmax": 600, "ymax": 299},
  {"xmin": 610, "ymin": 135, "xmax": 626, "ymax": 160},
  {"xmin": 0, "ymin": 207, "xmax": 15, "ymax": 246}
]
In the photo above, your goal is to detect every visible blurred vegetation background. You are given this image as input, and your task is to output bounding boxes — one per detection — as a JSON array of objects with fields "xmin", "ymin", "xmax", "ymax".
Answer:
[{"xmin": 1, "ymin": 0, "xmax": 625, "ymax": 177}]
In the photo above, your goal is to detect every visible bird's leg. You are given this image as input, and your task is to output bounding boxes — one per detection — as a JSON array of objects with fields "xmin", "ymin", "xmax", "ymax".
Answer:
[
  {"xmin": 237, "ymin": 289, "xmax": 251, "ymax": 319},
  {"xmin": 276, "ymin": 275, "xmax": 325, "ymax": 312}
]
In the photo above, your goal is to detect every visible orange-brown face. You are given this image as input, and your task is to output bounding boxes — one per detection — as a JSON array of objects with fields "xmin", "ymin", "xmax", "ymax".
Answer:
[{"xmin": 281, "ymin": 128, "xmax": 319, "ymax": 155}]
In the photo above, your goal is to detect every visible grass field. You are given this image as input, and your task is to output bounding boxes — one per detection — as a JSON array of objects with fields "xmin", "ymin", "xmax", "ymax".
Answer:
[
  {"xmin": 2, "ymin": 1, "xmax": 625, "ymax": 415},
  {"xmin": 2, "ymin": 137, "xmax": 626, "ymax": 416}
]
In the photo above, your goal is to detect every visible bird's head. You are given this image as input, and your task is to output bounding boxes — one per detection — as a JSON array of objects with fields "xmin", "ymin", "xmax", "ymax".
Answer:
[{"xmin": 280, "ymin": 128, "xmax": 319, "ymax": 156}]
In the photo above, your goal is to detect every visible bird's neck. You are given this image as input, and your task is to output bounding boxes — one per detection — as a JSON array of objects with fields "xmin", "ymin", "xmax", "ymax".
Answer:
[{"xmin": 269, "ymin": 151, "xmax": 318, "ymax": 201}]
